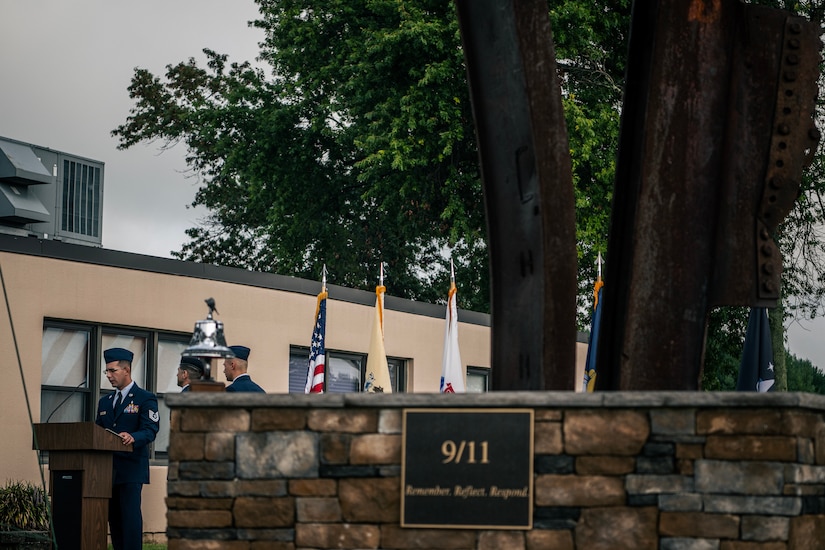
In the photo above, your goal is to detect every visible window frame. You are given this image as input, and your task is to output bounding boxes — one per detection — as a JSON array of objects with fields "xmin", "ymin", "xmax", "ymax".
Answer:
[
  {"xmin": 467, "ymin": 366, "xmax": 490, "ymax": 392},
  {"xmin": 40, "ymin": 319, "xmax": 190, "ymax": 463},
  {"xmin": 288, "ymin": 345, "xmax": 408, "ymax": 393},
  {"xmin": 40, "ymin": 320, "xmax": 98, "ymax": 423}
]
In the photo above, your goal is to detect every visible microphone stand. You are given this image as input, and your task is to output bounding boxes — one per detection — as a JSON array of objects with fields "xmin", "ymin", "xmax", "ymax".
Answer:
[{"xmin": 44, "ymin": 378, "xmax": 88, "ymax": 423}]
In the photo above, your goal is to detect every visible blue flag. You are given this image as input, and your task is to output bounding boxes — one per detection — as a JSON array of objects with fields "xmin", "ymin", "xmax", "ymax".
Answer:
[
  {"xmin": 736, "ymin": 307, "xmax": 775, "ymax": 392},
  {"xmin": 583, "ymin": 281, "xmax": 603, "ymax": 392}
]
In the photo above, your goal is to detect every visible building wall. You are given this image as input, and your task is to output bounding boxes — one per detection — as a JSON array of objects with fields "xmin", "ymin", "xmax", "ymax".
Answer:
[{"xmin": 0, "ymin": 238, "xmax": 587, "ymax": 539}]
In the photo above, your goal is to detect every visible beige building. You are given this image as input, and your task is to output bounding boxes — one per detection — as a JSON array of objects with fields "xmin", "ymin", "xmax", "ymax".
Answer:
[
  {"xmin": 0, "ymin": 234, "xmax": 502, "ymax": 538},
  {"xmin": 0, "ymin": 136, "xmax": 588, "ymax": 540},
  {"xmin": 1, "ymin": 234, "xmax": 588, "ymax": 539}
]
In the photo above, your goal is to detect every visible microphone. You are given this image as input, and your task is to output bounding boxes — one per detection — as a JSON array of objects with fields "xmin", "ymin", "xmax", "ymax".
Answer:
[{"xmin": 45, "ymin": 378, "xmax": 88, "ymax": 422}]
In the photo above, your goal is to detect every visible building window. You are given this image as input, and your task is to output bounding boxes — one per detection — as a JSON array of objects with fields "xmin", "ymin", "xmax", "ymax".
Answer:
[
  {"xmin": 40, "ymin": 320, "xmax": 189, "ymax": 462},
  {"xmin": 40, "ymin": 323, "xmax": 93, "ymax": 423},
  {"xmin": 288, "ymin": 347, "xmax": 406, "ymax": 393},
  {"xmin": 100, "ymin": 332, "xmax": 147, "ymax": 392},
  {"xmin": 329, "ymin": 352, "xmax": 365, "ymax": 393},
  {"xmin": 153, "ymin": 335, "xmax": 191, "ymax": 455},
  {"xmin": 467, "ymin": 366, "xmax": 489, "ymax": 392},
  {"xmin": 388, "ymin": 358, "xmax": 407, "ymax": 392},
  {"xmin": 62, "ymin": 159, "xmax": 101, "ymax": 237}
]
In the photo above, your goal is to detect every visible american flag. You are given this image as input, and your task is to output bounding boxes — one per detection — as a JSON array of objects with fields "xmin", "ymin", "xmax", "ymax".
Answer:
[{"xmin": 305, "ymin": 291, "xmax": 328, "ymax": 393}]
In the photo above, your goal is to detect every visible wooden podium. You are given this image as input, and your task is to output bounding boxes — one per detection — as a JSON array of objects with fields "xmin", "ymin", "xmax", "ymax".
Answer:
[{"xmin": 33, "ymin": 422, "xmax": 131, "ymax": 550}]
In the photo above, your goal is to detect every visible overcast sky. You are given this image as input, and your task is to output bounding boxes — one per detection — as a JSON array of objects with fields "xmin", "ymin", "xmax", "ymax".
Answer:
[
  {"xmin": 2, "ymin": 0, "xmax": 824, "ymax": 373},
  {"xmin": 0, "ymin": 0, "xmax": 262, "ymax": 256}
]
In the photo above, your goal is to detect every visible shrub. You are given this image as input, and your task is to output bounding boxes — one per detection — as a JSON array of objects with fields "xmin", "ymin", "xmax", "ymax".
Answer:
[{"xmin": 0, "ymin": 481, "xmax": 49, "ymax": 532}]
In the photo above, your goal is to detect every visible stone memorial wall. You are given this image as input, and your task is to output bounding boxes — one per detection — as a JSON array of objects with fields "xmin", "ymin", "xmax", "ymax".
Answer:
[{"xmin": 165, "ymin": 392, "xmax": 825, "ymax": 549}]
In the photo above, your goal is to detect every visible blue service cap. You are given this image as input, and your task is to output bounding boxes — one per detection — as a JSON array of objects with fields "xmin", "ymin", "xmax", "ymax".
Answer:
[
  {"xmin": 179, "ymin": 356, "xmax": 205, "ymax": 373},
  {"xmin": 104, "ymin": 347, "xmax": 134, "ymax": 363},
  {"xmin": 229, "ymin": 345, "xmax": 250, "ymax": 361}
]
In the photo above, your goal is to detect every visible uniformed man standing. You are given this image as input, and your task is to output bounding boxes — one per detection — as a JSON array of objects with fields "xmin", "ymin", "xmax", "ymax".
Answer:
[
  {"xmin": 223, "ymin": 345, "xmax": 265, "ymax": 392},
  {"xmin": 96, "ymin": 347, "xmax": 159, "ymax": 550},
  {"xmin": 176, "ymin": 356, "xmax": 205, "ymax": 392}
]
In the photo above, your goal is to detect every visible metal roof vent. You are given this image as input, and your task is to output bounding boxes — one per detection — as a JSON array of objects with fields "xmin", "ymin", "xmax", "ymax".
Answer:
[{"xmin": 0, "ymin": 139, "xmax": 53, "ymax": 185}]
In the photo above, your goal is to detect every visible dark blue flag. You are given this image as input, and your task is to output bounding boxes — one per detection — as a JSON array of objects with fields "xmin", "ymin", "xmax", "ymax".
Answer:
[
  {"xmin": 583, "ymin": 282, "xmax": 603, "ymax": 392},
  {"xmin": 736, "ymin": 307, "xmax": 776, "ymax": 392}
]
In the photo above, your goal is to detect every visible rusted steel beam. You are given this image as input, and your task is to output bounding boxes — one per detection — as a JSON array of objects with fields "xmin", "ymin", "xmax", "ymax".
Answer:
[
  {"xmin": 596, "ymin": 0, "xmax": 821, "ymax": 390},
  {"xmin": 455, "ymin": 0, "xmax": 577, "ymax": 390}
]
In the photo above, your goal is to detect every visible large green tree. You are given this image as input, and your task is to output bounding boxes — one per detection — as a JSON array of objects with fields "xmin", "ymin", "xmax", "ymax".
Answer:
[
  {"xmin": 787, "ymin": 351, "xmax": 825, "ymax": 393},
  {"xmin": 112, "ymin": 0, "xmax": 622, "ymax": 316},
  {"xmin": 114, "ymin": 0, "xmax": 488, "ymax": 309}
]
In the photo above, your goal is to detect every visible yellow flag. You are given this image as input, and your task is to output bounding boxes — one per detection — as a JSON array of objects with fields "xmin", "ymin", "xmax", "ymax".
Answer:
[{"xmin": 364, "ymin": 285, "xmax": 392, "ymax": 393}]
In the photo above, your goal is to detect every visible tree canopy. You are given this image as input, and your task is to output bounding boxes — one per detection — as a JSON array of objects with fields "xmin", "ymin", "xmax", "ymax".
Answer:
[
  {"xmin": 113, "ymin": 0, "xmax": 489, "ymax": 309},
  {"xmin": 112, "ymin": 0, "xmax": 625, "ymax": 316}
]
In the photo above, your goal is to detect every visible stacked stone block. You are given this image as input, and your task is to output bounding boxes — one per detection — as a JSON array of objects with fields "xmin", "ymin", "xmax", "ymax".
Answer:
[{"xmin": 166, "ymin": 392, "xmax": 825, "ymax": 549}]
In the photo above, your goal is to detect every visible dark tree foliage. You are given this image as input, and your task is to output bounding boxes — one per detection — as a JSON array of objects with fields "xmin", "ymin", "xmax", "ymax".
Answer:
[
  {"xmin": 111, "ymin": 0, "xmax": 624, "ymax": 316},
  {"xmin": 113, "ymin": 1, "xmax": 487, "ymax": 309},
  {"xmin": 786, "ymin": 352, "xmax": 825, "ymax": 393},
  {"xmin": 550, "ymin": 0, "xmax": 629, "ymax": 316},
  {"xmin": 701, "ymin": 307, "xmax": 749, "ymax": 391}
]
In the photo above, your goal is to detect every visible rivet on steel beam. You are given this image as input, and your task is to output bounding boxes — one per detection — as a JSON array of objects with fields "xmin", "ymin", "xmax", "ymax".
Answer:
[
  {"xmin": 788, "ymin": 38, "xmax": 801, "ymax": 49},
  {"xmin": 789, "ymin": 22, "xmax": 802, "ymax": 34},
  {"xmin": 769, "ymin": 176, "xmax": 783, "ymax": 189},
  {"xmin": 762, "ymin": 263, "xmax": 775, "ymax": 276},
  {"xmin": 763, "ymin": 280, "xmax": 776, "ymax": 293},
  {"xmin": 761, "ymin": 244, "xmax": 773, "ymax": 257},
  {"xmin": 778, "ymin": 124, "xmax": 791, "ymax": 135},
  {"xmin": 784, "ymin": 70, "xmax": 798, "ymax": 82},
  {"xmin": 760, "ymin": 227, "xmax": 771, "ymax": 240},
  {"xmin": 786, "ymin": 53, "xmax": 800, "ymax": 65}
]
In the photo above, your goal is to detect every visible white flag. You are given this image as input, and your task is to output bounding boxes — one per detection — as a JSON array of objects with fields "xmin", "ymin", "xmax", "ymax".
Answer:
[{"xmin": 440, "ymin": 276, "xmax": 465, "ymax": 393}]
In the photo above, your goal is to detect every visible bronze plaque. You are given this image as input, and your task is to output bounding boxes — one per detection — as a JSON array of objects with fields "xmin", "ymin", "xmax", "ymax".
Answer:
[{"xmin": 401, "ymin": 408, "xmax": 533, "ymax": 529}]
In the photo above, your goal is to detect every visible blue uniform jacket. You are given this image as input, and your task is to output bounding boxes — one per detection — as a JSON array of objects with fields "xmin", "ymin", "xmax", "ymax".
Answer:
[
  {"xmin": 225, "ymin": 374, "xmax": 265, "ymax": 393},
  {"xmin": 95, "ymin": 384, "xmax": 159, "ymax": 484}
]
